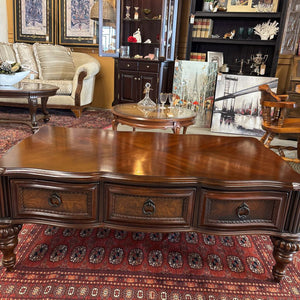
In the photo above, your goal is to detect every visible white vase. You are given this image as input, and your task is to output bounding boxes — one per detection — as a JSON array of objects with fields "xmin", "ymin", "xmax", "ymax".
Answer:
[{"xmin": 203, "ymin": 2, "xmax": 211, "ymax": 12}]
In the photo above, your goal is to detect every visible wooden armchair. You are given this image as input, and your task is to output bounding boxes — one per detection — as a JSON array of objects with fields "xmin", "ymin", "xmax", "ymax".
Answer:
[{"xmin": 259, "ymin": 84, "xmax": 300, "ymax": 163}]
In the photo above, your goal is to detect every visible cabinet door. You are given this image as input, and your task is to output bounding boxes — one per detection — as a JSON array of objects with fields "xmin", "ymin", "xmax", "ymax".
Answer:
[
  {"xmin": 99, "ymin": 0, "xmax": 121, "ymax": 57},
  {"xmin": 140, "ymin": 72, "xmax": 159, "ymax": 102},
  {"xmin": 118, "ymin": 70, "xmax": 139, "ymax": 103}
]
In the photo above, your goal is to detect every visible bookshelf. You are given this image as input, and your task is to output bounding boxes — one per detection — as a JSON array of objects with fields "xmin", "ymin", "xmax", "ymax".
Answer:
[{"xmin": 185, "ymin": 0, "xmax": 289, "ymax": 77}]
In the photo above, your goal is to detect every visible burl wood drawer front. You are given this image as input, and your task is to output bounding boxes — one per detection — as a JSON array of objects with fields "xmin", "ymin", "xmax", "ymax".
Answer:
[
  {"xmin": 104, "ymin": 184, "xmax": 195, "ymax": 228},
  {"xmin": 199, "ymin": 190, "xmax": 288, "ymax": 230},
  {"xmin": 10, "ymin": 179, "xmax": 99, "ymax": 222}
]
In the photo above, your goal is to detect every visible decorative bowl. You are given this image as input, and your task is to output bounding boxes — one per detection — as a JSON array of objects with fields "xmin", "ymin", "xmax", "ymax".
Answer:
[{"xmin": 0, "ymin": 70, "xmax": 30, "ymax": 86}]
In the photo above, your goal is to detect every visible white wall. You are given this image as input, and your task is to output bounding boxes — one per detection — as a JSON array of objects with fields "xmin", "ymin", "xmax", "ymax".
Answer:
[{"xmin": 0, "ymin": 0, "xmax": 8, "ymax": 43}]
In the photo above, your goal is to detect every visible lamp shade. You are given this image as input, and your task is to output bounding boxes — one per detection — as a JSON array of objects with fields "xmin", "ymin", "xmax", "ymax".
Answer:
[
  {"xmin": 90, "ymin": 2, "xmax": 99, "ymax": 20},
  {"xmin": 90, "ymin": 1, "xmax": 115, "ymax": 22}
]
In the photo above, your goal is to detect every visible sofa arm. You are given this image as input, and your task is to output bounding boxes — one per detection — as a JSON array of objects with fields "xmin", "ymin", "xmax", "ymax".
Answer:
[
  {"xmin": 70, "ymin": 52, "xmax": 100, "ymax": 101},
  {"xmin": 73, "ymin": 60, "xmax": 100, "ymax": 82}
]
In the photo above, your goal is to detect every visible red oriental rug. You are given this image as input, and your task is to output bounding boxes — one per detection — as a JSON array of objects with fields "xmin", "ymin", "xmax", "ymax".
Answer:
[
  {"xmin": 0, "ymin": 225, "xmax": 300, "ymax": 299},
  {"xmin": 0, "ymin": 107, "xmax": 299, "ymax": 299}
]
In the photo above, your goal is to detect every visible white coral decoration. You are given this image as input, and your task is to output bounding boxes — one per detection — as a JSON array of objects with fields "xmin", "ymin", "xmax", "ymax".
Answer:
[{"xmin": 254, "ymin": 19, "xmax": 279, "ymax": 40}]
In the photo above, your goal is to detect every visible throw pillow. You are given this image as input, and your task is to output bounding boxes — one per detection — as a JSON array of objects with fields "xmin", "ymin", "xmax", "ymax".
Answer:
[
  {"xmin": 33, "ymin": 43, "xmax": 75, "ymax": 80},
  {"xmin": 0, "ymin": 42, "xmax": 16, "ymax": 62},
  {"xmin": 13, "ymin": 43, "xmax": 39, "ymax": 79}
]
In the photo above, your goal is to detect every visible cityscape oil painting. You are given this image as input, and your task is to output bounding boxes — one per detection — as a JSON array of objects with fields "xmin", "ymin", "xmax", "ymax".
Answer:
[
  {"xmin": 172, "ymin": 60, "xmax": 218, "ymax": 128},
  {"xmin": 210, "ymin": 74, "xmax": 278, "ymax": 136}
]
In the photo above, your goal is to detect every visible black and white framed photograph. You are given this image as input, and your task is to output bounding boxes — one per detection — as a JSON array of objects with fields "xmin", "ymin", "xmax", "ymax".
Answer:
[{"xmin": 207, "ymin": 51, "xmax": 224, "ymax": 70}]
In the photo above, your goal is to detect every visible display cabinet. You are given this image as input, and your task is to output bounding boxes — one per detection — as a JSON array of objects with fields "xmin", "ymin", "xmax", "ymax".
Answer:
[
  {"xmin": 185, "ymin": 0, "xmax": 288, "ymax": 77},
  {"xmin": 98, "ymin": 0, "xmax": 180, "ymax": 105}
]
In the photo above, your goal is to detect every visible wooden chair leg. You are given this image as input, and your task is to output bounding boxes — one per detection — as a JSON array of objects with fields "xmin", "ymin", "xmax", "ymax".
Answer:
[
  {"xmin": 260, "ymin": 132, "xmax": 269, "ymax": 144},
  {"xmin": 265, "ymin": 133, "xmax": 275, "ymax": 148}
]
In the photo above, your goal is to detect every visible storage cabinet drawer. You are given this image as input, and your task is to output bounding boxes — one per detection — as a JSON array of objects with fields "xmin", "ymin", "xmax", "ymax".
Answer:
[
  {"xmin": 10, "ymin": 179, "xmax": 99, "ymax": 223},
  {"xmin": 199, "ymin": 190, "xmax": 288, "ymax": 230},
  {"xmin": 139, "ymin": 62, "xmax": 159, "ymax": 72},
  {"xmin": 104, "ymin": 184, "xmax": 195, "ymax": 229},
  {"xmin": 119, "ymin": 60, "xmax": 138, "ymax": 71}
]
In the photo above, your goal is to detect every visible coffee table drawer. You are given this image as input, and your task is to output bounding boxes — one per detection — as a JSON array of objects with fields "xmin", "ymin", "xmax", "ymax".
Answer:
[
  {"xmin": 199, "ymin": 189, "xmax": 288, "ymax": 230},
  {"xmin": 104, "ymin": 183, "xmax": 195, "ymax": 229},
  {"xmin": 10, "ymin": 179, "xmax": 99, "ymax": 222}
]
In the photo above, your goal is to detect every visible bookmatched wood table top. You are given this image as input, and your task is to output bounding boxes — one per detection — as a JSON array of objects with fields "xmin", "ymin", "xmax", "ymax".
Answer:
[
  {"xmin": 0, "ymin": 126, "xmax": 299, "ymax": 282},
  {"xmin": 0, "ymin": 82, "xmax": 58, "ymax": 132},
  {"xmin": 111, "ymin": 103, "xmax": 197, "ymax": 134}
]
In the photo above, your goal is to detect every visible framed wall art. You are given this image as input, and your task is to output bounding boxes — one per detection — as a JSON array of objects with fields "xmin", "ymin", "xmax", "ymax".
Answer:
[
  {"xmin": 14, "ymin": 0, "xmax": 55, "ymax": 43},
  {"xmin": 210, "ymin": 74, "xmax": 278, "ymax": 136},
  {"xmin": 226, "ymin": 0, "xmax": 252, "ymax": 12},
  {"xmin": 227, "ymin": 0, "xmax": 279, "ymax": 12},
  {"xmin": 58, "ymin": 0, "xmax": 98, "ymax": 46},
  {"xmin": 207, "ymin": 51, "xmax": 223, "ymax": 70},
  {"xmin": 250, "ymin": 0, "xmax": 279, "ymax": 12}
]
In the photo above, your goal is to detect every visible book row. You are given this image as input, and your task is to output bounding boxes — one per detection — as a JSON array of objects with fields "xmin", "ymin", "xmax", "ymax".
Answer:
[{"xmin": 192, "ymin": 18, "xmax": 214, "ymax": 39}]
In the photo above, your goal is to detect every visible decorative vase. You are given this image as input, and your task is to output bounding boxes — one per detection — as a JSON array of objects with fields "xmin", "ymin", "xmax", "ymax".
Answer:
[{"xmin": 0, "ymin": 70, "xmax": 30, "ymax": 86}]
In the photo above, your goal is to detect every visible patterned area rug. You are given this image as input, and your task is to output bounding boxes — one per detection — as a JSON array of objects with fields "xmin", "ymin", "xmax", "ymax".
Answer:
[
  {"xmin": 0, "ymin": 107, "xmax": 299, "ymax": 299},
  {"xmin": 0, "ymin": 225, "xmax": 300, "ymax": 299}
]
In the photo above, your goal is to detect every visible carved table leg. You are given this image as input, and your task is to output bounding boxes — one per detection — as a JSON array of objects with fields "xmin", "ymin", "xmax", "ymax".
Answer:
[
  {"xmin": 41, "ymin": 96, "xmax": 50, "ymax": 122},
  {"xmin": 0, "ymin": 224, "xmax": 22, "ymax": 271},
  {"xmin": 271, "ymin": 236, "xmax": 300, "ymax": 282},
  {"xmin": 28, "ymin": 95, "xmax": 39, "ymax": 133},
  {"xmin": 112, "ymin": 118, "xmax": 119, "ymax": 131},
  {"xmin": 173, "ymin": 122, "xmax": 181, "ymax": 134}
]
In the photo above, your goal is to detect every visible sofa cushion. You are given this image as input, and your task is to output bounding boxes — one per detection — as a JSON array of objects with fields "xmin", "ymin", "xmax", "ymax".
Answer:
[
  {"xmin": 22, "ymin": 78, "xmax": 73, "ymax": 95},
  {"xmin": 0, "ymin": 42, "xmax": 16, "ymax": 62},
  {"xmin": 13, "ymin": 43, "xmax": 39, "ymax": 79},
  {"xmin": 33, "ymin": 43, "xmax": 75, "ymax": 80}
]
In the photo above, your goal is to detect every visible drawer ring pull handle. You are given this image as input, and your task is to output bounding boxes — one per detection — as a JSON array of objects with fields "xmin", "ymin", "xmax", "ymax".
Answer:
[
  {"xmin": 143, "ymin": 199, "xmax": 156, "ymax": 216},
  {"xmin": 237, "ymin": 202, "xmax": 250, "ymax": 219},
  {"xmin": 48, "ymin": 193, "xmax": 62, "ymax": 208}
]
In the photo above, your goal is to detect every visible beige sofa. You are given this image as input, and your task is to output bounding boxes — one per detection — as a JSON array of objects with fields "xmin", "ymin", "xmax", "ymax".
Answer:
[{"xmin": 0, "ymin": 42, "xmax": 100, "ymax": 117}]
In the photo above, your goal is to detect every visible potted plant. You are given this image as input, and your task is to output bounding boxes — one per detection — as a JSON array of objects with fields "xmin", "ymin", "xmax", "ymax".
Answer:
[{"xmin": 203, "ymin": 0, "xmax": 214, "ymax": 12}]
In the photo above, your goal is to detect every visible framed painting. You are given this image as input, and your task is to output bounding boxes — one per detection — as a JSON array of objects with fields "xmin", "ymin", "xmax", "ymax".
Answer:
[
  {"xmin": 58, "ymin": 0, "xmax": 98, "ymax": 46},
  {"xmin": 210, "ymin": 74, "xmax": 278, "ymax": 136},
  {"xmin": 227, "ymin": 0, "xmax": 252, "ymax": 12},
  {"xmin": 250, "ymin": 0, "xmax": 279, "ymax": 12},
  {"xmin": 14, "ymin": 0, "xmax": 54, "ymax": 43},
  {"xmin": 172, "ymin": 60, "xmax": 218, "ymax": 128},
  {"xmin": 207, "ymin": 51, "xmax": 223, "ymax": 70}
]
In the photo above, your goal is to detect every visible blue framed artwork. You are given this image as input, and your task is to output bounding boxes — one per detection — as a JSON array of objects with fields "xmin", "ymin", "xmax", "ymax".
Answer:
[
  {"xmin": 14, "ymin": 0, "xmax": 54, "ymax": 43},
  {"xmin": 59, "ymin": 0, "xmax": 98, "ymax": 46}
]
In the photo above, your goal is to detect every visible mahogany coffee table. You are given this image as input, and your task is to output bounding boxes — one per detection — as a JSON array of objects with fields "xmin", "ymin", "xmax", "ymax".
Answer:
[
  {"xmin": 111, "ymin": 103, "xmax": 197, "ymax": 134},
  {"xmin": 0, "ymin": 82, "xmax": 58, "ymax": 133},
  {"xmin": 0, "ymin": 126, "xmax": 299, "ymax": 283}
]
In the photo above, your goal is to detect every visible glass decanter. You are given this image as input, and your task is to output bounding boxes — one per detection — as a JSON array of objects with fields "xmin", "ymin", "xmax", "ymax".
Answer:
[{"xmin": 137, "ymin": 83, "xmax": 156, "ymax": 107}]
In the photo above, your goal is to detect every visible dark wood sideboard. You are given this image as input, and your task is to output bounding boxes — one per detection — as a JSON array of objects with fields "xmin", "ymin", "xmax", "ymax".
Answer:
[{"xmin": 0, "ymin": 127, "xmax": 299, "ymax": 282}]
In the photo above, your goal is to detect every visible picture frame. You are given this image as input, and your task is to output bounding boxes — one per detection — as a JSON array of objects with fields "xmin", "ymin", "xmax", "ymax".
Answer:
[
  {"xmin": 58, "ymin": 0, "xmax": 98, "ymax": 47},
  {"xmin": 250, "ymin": 0, "xmax": 279, "ymax": 12},
  {"xmin": 14, "ymin": 0, "xmax": 55, "ymax": 43},
  {"xmin": 207, "ymin": 51, "xmax": 224, "ymax": 69},
  {"xmin": 227, "ymin": 0, "xmax": 279, "ymax": 12},
  {"xmin": 227, "ymin": 0, "xmax": 252, "ymax": 12}
]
